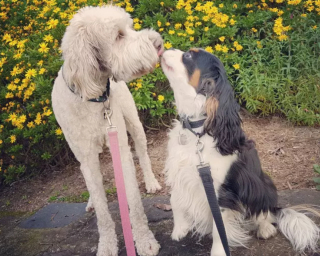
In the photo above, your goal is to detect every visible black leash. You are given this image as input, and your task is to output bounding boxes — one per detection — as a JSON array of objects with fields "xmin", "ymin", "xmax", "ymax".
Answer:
[
  {"xmin": 197, "ymin": 163, "xmax": 231, "ymax": 256},
  {"xmin": 182, "ymin": 116, "xmax": 230, "ymax": 256}
]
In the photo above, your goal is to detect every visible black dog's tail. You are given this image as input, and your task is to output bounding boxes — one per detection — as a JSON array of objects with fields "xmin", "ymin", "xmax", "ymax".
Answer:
[{"xmin": 276, "ymin": 205, "xmax": 320, "ymax": 252}]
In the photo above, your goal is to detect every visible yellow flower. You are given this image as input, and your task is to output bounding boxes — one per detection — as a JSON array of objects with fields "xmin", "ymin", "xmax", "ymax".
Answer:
[
  {"xmin": 205, "ymin": 46, "xmax": 213, "ymax": 53},
  {"xmin": 313, "ymin": 25, "xmax": 317, "ymax": 29},
  {"xmin": 158, "ymin": 95, "xmax": 164, "ymax": 102},
  {"xmin": 204, "ymin": 27, "xmax": 209, "ymax": 32},
  {"xmin": 27, "ymin": 121, "xmax": 35, "ymax": 128},
  {"xmin": 169, "ymin": 30, "xmax": 175, "ymax": 35},
  {"xmin": 252, "ymin": 28, "xmax": 258, "ymax": 33},
  {"xmin": 236, "ymin": 44, "xmax": 243, "ymax": 51},
  {"xmin": 46, "ymin": 19, "xmax": 59, "ymax": 29},
  {"xmin": 2, "ymin": 33, "xmax": 12, "ymax": 43},
  {"xmin": 13, "ymin": 52, "xmax": 22, "ymax": 60},
  {"xmin": 278, "ymin": 34, "xmax": 288, "ymax": 41},
  {"xmin": 0, "ymin": 140, "xmax": 2, "ymax": 145},
  {"xmin": 186, "ymin": 27, "xmax": 195, "ymax": 35},
  {"xmin": 219, "ymin": 36, "xmax": 225, "ymax": 42},
  {"xmin": 229, "ymin": 19, "xmax": 236, "ymax": 26},
  {"xmin": 136, "ymin": 83, "xmax": 142, "ymax": 89},
  {"xmin": 215, "ymin": 44, "xmax": 222, "ymax": 51},
  {"xmin": 233, "ymin": 63, "xmax": 240, "ymax": 70},
  {"xmin": 233, "ymin": 4, "xmax": 238, "ymax": 8},
  {"xmin": 5, "ymin": 92, "xmax": 14, "ymax": 99},
  {"xmin": 10, "ymin": 135, "xmax": 16, "ymax": 143},
  {"xmin": 190, "ymin": 37, "xmax": 194, "ymax": 42},
  {"xmin": 35, "ymin": 113, "xmax": 42, "ymax": 125},
  {"xmin": 222, "ymin": 46, "xmax": 228, "ymax": 53},
  {"xmin": 157, "ymin": 20, "xmax": 162, "ymax": 27},
  {"xmin": 166, "ymin": 22, "xmax": 170, "ymax": 26},
  {"xmin": 39, "ymin": 68, "xmax": 46, "ymax": 75},
  {"xmin": 38, "ymin": 42, "xmax": 49, "ymax": 53},
  {"xmin": 55, "ymin": 128, "xmax": 63, "ymax": 135},
  {"xmin": 38, "ymin": 60, "xmax": 43, "ymax": 66},
  {"xmin": 164, "ymin": 42, "xmax": 172, "ymax": 49},
  {"xmin": 219, "ymin": 4, "xmax": 224, "ymax": 8},
  {"xmin": 134, "ymin": 23, "xmax": 141, "ymax": 30},
  {"xmin": 25, "ymin": 69, "xmax": 37, "ymax": 79},
  {"xmin": 257, "ymin": 41, "xmax": 263, "ymax": 49},
  {"xmin": 301, "ymin": 13, "xmax": 307, "ymax": 17},
  {"xmin": 43, "ymin": 34, "xmax": 54, "ymax": 43},
  {"xmin": 160, "ymin": 2, "xmax": 164, "ymax": 6},
  {"xmin": 175, "ymin": 23, "xmax": 182, "ymax": 29}
]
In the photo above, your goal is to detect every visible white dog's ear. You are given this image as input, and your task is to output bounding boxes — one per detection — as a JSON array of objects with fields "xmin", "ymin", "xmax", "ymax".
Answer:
[{"xmin": 61, "ymin": 18, "xmax": 113, "ymax": 100}]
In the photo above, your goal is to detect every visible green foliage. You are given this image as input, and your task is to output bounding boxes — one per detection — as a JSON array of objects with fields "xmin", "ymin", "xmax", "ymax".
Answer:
[
  {"xmin": 314, "ymin": 164, "xmax": 320, "ymax": 190},
  {"xmin": 1, "ymin": 0, "xmax": 320, "ymax": 185}
]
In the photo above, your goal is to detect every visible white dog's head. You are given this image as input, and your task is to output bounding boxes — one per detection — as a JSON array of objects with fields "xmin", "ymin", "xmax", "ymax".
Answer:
[{"xmin": 61, "ymin": 5, "xmax": 163, "ymax": 100}]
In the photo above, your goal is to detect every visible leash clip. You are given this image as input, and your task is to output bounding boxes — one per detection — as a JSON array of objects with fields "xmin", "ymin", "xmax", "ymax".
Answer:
[
  {"xmin": 196, "ymin": 136, "xmax": 205, "ymax": 165},
  {"xmin": 104, "ymin": 99, "xmax": 117, "ymax": 130}
]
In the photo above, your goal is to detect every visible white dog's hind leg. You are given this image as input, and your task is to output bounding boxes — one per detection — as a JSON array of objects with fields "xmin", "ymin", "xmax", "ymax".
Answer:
[
  {"xmin": 81, "ymin": 154, "xmax": 118, "ymax": 256},
  {"xmin": 121, "ymin": 84, "xmax": 161, "ymax": 193},
  {"xmin": 110, "ymin": 106, "xmax": 160, "ymax": 256},
  {"xmin": 170, "ymin": 193, "xmax": 191, "ymax": 241}
]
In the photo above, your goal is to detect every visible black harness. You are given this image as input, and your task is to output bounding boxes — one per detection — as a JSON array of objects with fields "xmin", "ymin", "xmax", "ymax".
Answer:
[{"xmin": 180, "ymin": 116, "xmax": 231, "ymax": 256}]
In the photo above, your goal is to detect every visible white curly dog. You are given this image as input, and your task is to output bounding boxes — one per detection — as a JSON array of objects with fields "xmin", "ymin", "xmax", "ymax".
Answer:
[{"xmin": 52, "ymin": 5, "xmax": 163, "ymax": 256}]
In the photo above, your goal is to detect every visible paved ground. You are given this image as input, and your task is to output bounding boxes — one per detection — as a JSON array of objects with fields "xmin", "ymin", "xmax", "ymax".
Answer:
[{"xmin": 0, "ymin": 189, "xmax": 319, "ymax": 256}]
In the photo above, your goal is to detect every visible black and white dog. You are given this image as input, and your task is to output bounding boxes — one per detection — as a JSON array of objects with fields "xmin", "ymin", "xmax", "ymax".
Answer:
[{"xmin": 161, "ymin": 48, "xmax": 319, "ymax": 256}]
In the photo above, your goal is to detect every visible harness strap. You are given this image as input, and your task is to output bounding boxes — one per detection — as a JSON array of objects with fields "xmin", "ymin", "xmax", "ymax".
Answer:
[{"xmin": 197, "ymin": 164, "xmax": 231, "ymax": 256}]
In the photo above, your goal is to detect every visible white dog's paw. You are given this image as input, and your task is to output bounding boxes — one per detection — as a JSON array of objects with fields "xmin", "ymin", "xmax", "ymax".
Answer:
[
  {"xmin": 96, "ymin": 239, "xmax": 118, "ymax": 256},
  {"xmin": 86, "ymin": 201, "xmax": 95, "ymax": 212},
  {"xmin": 135, "ymin": 231, "xmax": 160, "ymax": 256},
  {"xmin": 257, "ymin": 221, "xmax": 277, "ymax": 239},
  {"xmin": 145, "ymin": 176, "xmax": 161, "ymax": 194},
  {"xmin": 210, "ymin": 250, "xmax": 227, "ymax": 256},
  {"xmin": 171, "ymin": 225, "xmax": 189, "ymax": 241}
]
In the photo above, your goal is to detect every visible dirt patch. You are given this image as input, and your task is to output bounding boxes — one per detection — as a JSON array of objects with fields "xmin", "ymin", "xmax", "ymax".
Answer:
[{"xmin": 0, "ymin": 115, "xmax": 319, "ymax": 212}]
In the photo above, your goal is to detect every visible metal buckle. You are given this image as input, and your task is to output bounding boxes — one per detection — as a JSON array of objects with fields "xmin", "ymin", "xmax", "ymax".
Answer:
[{"xmin": 103, "ymin": 99, "xmax": 117, "ymax": 130}]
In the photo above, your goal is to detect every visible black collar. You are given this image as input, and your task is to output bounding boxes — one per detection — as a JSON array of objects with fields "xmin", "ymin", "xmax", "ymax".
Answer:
[
  {"xmin": 62, "ymin": 65, "xmax": 110, "ymax": 103},
  {"xmin": 180, "ymin": 115, "xmax": 207, "ymax": 138}
]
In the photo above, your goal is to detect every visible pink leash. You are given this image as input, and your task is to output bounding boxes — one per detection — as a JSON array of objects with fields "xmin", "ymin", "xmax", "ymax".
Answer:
[{"xmin": 107, "ymin": 112, "xmax": 136, "ymax": 256}]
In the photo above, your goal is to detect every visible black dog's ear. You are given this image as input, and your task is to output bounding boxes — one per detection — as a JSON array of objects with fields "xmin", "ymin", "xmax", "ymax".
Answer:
[{"xmin": 204, "ymin": 70, "xmax": 245, "ymax": 155}]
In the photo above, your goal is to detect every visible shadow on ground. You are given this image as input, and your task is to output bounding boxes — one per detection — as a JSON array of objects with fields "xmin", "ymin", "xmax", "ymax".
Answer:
[{"xmin": 0, "ymin": 189, "xmax": 319, "ymax": 256}]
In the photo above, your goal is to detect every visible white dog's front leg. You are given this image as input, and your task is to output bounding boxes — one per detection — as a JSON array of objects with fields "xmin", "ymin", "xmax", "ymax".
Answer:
[
  {"xmin": 111, "ymin": 108, "xmax": 160, "ymax": 256},
  {"xmin": 81, "ymin": 154, "xmax": 118, "ymax": 256},
  {"xmin": 120, "ymin": 83, "xmax": 161, "ymax": 193},
  {"xmin": 170, "ymin": 193, "xmax": 191, "ymax": 241}
]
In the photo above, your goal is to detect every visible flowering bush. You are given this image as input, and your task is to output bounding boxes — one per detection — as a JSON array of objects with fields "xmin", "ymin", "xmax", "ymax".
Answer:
[{"xmin": 0, "ymin": 0, "xmax": 319, "ymax": 184}]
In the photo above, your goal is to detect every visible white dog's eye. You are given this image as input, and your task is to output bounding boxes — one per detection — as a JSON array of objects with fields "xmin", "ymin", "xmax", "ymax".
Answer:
[
  {"xmin": 117, "ymin": 31, "xmax": 124, "ymax": 40},
  {"xmin": 183, "ymin": 52, "xmax": 192, "ymax": 59}
]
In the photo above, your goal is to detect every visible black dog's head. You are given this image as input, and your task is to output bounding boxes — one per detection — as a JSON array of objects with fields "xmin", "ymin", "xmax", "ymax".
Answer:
[{"xmin": 162, "ymin": 48, "xmax": 245, "ymax": 155}]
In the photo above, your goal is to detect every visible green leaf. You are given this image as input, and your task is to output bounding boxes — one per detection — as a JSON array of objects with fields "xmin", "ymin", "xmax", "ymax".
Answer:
[
  {"xmin": 313, "ymin": 177, "xmax": 320, "ymax": 184},
  {"xmin": 313, "ymin": 164, "xmax": 320, "ymax": 174}
]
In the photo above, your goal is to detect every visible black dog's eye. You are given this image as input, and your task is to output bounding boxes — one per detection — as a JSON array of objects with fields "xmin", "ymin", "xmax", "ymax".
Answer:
[{"xmin": 183, "ymin": 52, "xmax": 192, "ymax": 59}]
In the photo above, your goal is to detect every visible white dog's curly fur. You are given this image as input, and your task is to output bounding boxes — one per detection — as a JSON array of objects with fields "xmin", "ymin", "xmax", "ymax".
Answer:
[{"xmin": 52, "ymin": 5, "xmax": 163, "ymax": 256}]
